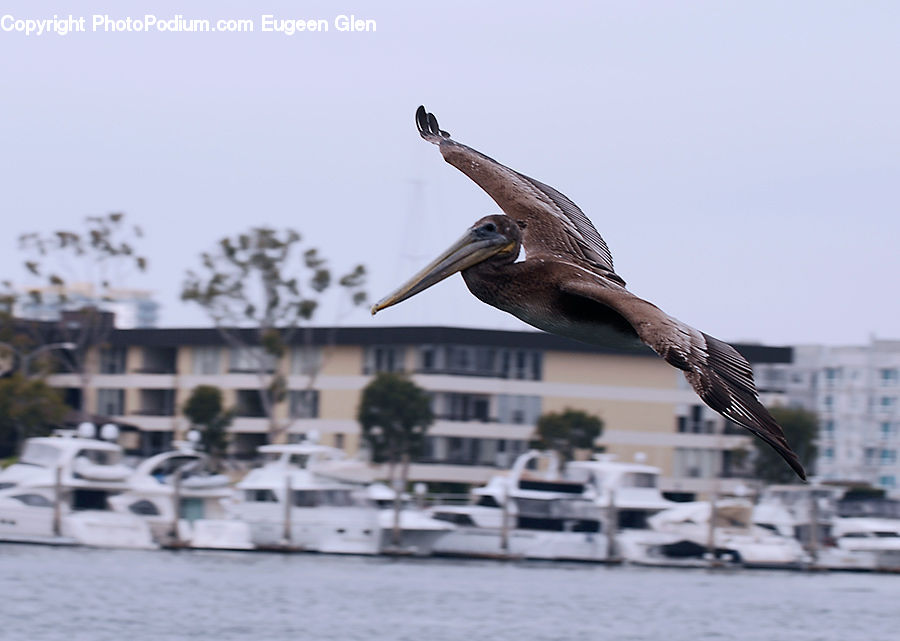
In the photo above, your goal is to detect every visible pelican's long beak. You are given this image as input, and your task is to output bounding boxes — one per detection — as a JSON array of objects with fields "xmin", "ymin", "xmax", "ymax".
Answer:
[{"xmin": 371, "ymin": 229, "xmax": 512, "ymax": 315}]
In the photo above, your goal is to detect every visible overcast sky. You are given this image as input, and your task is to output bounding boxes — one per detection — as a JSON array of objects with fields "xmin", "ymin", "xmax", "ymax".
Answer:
[{"xmin": 1, "ymin": 1, "xmax": 897, "ymax": 347}]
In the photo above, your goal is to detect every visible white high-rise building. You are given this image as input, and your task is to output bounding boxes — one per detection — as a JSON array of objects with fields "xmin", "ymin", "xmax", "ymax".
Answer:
[
  {"xmin": 14, "ymin": 282, "xmax": 159, "ymax": 328},
  {"xmin": 786, "ymin": 340, "xmax": 900, "ymax": 494}
]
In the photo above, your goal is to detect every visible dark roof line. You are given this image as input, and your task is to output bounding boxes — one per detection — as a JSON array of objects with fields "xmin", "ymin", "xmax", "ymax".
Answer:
[{"xmin": 106, "ymin": 325, "xmax": 792, "ymax": 364}]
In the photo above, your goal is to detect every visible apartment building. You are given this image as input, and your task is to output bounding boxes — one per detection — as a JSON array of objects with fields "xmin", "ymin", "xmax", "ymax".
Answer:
[
  {"xmin": 15, "ymin": 282, "xmax": 160, "ymax": 328},
  {"xmin": 44, "ymin": 325, "xmax": 791, "ymax": 496},
  {"xmin": 782, "ymin": 340, "xmax": 900, "ymax": 493}
]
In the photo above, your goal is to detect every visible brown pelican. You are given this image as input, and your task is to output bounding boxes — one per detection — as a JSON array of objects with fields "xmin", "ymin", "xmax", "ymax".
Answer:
[{"xmin": 372, "ymin": 106, "xmax": 805, "ymax": 480}]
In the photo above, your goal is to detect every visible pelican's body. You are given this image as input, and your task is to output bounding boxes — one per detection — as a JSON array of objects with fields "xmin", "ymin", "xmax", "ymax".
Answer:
[
  {"xmin": 373, "ymin": 106, "xmax": 806, "ymax": 480},
  {"xmin": 464, "ymin": 258, "xmax": 640, "ymax": 347}
]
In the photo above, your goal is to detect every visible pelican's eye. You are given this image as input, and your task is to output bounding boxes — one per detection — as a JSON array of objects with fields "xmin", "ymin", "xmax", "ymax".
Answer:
[{"xmin": 481, "ymin": 222, "xmax": 497, "ymax": 233}]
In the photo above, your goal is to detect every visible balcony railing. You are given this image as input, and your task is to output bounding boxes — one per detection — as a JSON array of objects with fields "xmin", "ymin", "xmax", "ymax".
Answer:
[{"xmin": 133, "ymin": 407, "xmax": 175, "ymax": 416}]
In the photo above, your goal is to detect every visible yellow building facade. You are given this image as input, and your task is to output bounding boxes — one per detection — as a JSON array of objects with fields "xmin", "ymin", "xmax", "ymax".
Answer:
[{"xmin": 46, "ymin": 326, "xmax": 791, "ymax": 497}]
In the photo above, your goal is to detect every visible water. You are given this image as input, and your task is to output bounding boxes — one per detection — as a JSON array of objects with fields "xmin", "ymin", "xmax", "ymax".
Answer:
[{"xmin": 2, "ymin": 545, "xmax": 897, "ymax": 641}]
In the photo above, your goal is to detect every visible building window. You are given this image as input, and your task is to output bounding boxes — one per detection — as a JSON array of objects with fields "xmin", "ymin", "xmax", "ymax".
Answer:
[
  {"xmin": 880, "ymin": 369, "xmax": 899, "ymax": 386},
  {"xmin": 288, "ymin": 390, "xmax": 319, "ymax": 419},
  {"xmin": 235, "ymin": 390, "xmax": 267, "ymax": 418},
  {"xmin": 880, "ymin": 449, "xmax": 897, "ymax": 465},
  {"xmin": 879, "ymin": 475, "xmax": 896, "ymax": 488},
  {"xmin": 416, "ymin": 345, "xmax": 542, "ymax": 380},
  {"xmin": 437, "ymin": 393, "xmax": 491, "ymax": 422},
  {"xmin": 139, "ymin": 347, "xmax": 177, "ymax": 374},
  {"xmin": 823, "ymin": 367, "xmax": 841, "ymax": 385},
  {"xmin": 881, "ymin": 422, "xmax": 895, "ymax": 440},
  {"xmin": 96, "ymin": 388, "xmax": 125, "ymax": 415},
  {"xmin": 137, "ymin": 389, "xmax": 175, "ymax": 416},
  {"xmin": 823, "ymin": 420, "xmax": 835, "ymax": 435},
  {"xmin": 290, "ymin": 346, "xmax": 321, "ymax": 376},
  {"xmin": 674, "ymin": 448, "xmax": 717, "ymax": 479},
  {"xmin": 880, "ymin": 396, "xmax": 897, "ymax": 412},
  {"xmin": 192, "ymin": 347, "xmax": 221, "ymax": 375},
  {"xmin": 865, "ymin": 447, "xmax": 877, "ymax": 465},
  {"xmin": 229, "ymin": 347, "xmax": 276, "ymax": 373},
  {"xmin": 496, "ymin": 395, "xmax": 541, "ymax": 425},
  {"xmin": 98, "ymin": 346, "xmax": 127, "ymax": 374},
  {"xmin": 364, "ymin": 346, "xmax": 406, "ymax": 374},
  {"xmin": 823, "ymin": 447, "xmax": 834, "ymax": 461},
  {"xmin": 420, "ymin": 345, "xmax": 438, "ymax": 371},
  {"xmin": 333, "ymin": 433, "xmax": 345, "ymax": 450},
  {"xmin": 822, "ymin": 395, "xmax": 833, "ymax": 410}
]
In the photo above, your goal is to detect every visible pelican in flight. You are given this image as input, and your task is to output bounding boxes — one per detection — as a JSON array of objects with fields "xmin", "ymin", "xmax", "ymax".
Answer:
[{"xmin": 373, "ymin": 106, "xmax": 805, "ymax": 480}]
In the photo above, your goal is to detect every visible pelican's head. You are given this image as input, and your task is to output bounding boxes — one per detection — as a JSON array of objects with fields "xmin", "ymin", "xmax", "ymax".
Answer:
[{"xmin": 371, "ymin": 214, "xmax": 521, "ymax": 315}]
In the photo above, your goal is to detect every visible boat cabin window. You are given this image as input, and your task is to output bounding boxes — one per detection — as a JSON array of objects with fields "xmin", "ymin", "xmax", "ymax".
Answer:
[
  {"xmin": 72, "ymin": 489, "xmax": 109, "ymax": 511},
  {"xmin": 319, "ymin": 489, "xmax": 354, "ymax": 507},
  {"xmin": 433, "ymin": 512, "xmax": 476, "ymax": 526},
  {"xmin": 245, "ymin": 489, "xmax": 278, "ymax": 503},
  {"xmin": 129, "ymin": 499, "xmax": 161, "ymax": 515},
  {"xmin": 19, "ymin": 442, "xmax": 63, "ymax": 468},
  {"xmin": 618, "ymin": 510, "xmax": 650, "ymax": 529},
  {"xmin": 180, "ymin": 498, "xmax": 206, "ymax": 521},
  {"xmin": 622, "ymin": 472, "xmax": 657, "ymax": 488},
  {"xmin": 842, "ymin": 532, "xmax": 869, "ymax": 538},
  {"xmin": 12, "ymin": 493, "xmax": 53, "ymax": 507},
  {"xmin": 292, "ymin": 490, "xmax": 318, "ymax": 507},
  {"xmin": 290, "ymin": 489, "xmax": 355, "ymax": 508},
  {"xmin": 475, "ymin": 495, "xmax": 500, "ymax": 508},
  {"xmin": 875, "ymin": 531, "xmax": 900, "ymax": 538}
]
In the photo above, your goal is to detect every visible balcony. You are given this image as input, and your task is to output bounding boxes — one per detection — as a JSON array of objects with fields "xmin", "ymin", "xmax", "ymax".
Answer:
[
  {"xmin": 134, "ymin": 347, "xmax": 177, "ymax": 374},
  {"xmin": 135, "ymin": 389, "xmax": 175, "ymax": 417}
]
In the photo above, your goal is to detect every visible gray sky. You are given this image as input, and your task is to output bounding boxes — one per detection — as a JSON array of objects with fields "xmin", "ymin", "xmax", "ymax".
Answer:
[{"xmin": 1, "ymin": 1, "xmax": 898, "ymax": 346}]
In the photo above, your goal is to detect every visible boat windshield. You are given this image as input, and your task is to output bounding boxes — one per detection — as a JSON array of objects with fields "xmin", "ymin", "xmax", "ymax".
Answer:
[
  {"xmin": 289, "ymin": 454, "xmax": 311, "ymax": 468},
  {"xmin": 75, "ymin": 448, "xmax": 121, "ymax": 465},
  {"xmin": 262, "ymin": 452, "xmax": 311, "ymax": 468},
  {"xmin": 19, "ymin": 442, "xmax": 63, "ymax": 468}
]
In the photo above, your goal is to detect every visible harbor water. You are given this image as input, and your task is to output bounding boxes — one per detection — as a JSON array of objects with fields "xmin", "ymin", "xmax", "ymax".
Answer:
[{"xmin": 2, "ymin": 545, "xmax": 898, "ymax": 641}]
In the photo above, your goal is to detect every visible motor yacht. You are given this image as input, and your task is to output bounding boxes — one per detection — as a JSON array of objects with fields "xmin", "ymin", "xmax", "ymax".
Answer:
[
  {"xmin": 645, "ymin": 498, "xmax": 806, "ymax": 568},
  {"xmin": 0, "ymin": 430, "xmax": 155, "ymax": 549},
  {"xmin": 110, "ymin": 439, "xmax": 253, "ymax": 550},
  {"xmin": 754, "ymin": 484, "xmax": 900, "ymax": 571},
  {"xmin": 564, "ymin": 455, "xmax": 682, "ymax": 563},
  {"xmin": 429, "ymin": 450, "xmax": 610, "ymax": 561},
  {"xmin": 232, "ymin": 443, "xmax": 452, "ymax": 555}
]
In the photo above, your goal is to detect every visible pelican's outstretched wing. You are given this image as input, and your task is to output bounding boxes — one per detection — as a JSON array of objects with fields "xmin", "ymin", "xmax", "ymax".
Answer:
[
  {"xmin": 557, "ymin": 276, "xmax": 806, "ymax": 480},
  {"xmin": 416, "ymin": 106, "xmax": 625, "ymax": 286}
]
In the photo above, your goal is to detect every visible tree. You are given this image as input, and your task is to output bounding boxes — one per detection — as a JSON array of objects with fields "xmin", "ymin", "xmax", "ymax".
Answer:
[
  {"xmin": 183, "ymin": 385, "xmax": 233, "ymax": 466},
  {"xmin": 753, "ymin": 406, "xmax": 818, "ymax": 484},
  {"xmin": 533, "ymin": 408, "xmax": 604, "ymax": 461},
  {"xmin": 182, "ymin": 227, "xmax": 366, "ymax": 440},
  {"xmin": 0, "ymin": 373, "xmax": 68, "ymax": 458},
  {"xmin": 357, "ymin": 372, "xmax": 434, "ymax": 547},
  {"xmin": 14, "ymin": 213, "xmax": 148, "ymax": 416}
]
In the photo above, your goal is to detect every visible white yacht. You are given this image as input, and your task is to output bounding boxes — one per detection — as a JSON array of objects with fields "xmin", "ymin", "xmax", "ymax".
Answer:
[
  {"xmin": 754, "ymin": 484, "xmax": 900, "ymax": 571},
  {"xmin": 0, "ymin": 430, "xmax": 156, "ymax": 549},
  {"xmin": 646, "ymin": 498, "xmax": 806, "ymax": 568},
  {"xmin": 429, "ymin": 450, "xmax": 610, "ymax": 562},
  {"xmin": 110, "ymin": 440, "xmax": 253, "ymax": 550},
  {"xmin": 829, "ymin": 518, "xmax": 900, "ymax": 570},
  {"xmin": 564, "ymin": 455, "xmax": 681, "ymax": 563},
  {"xmin": 232, "ymin": 443, "xmax": 452, "ymax": 555}
]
